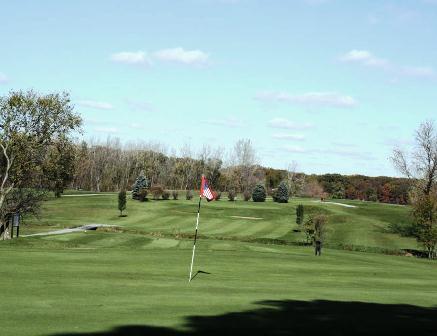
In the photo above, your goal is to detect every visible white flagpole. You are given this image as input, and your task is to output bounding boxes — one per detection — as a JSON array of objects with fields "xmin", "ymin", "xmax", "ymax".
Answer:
[{"xmin": 189, "ymin": 195, "xmax": 202, "ymax": 282}]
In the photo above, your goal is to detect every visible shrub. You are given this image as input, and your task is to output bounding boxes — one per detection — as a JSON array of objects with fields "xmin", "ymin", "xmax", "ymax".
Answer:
[
  {"xmin": 271, "ymin": 189, "xmax": 278, "ymax": 202},
  {"xmin": 162, "ymin": 190, "xmax": 170, "ymax": 200},
  {"xmin": 186, "ymin": 190, "xmax": 193, "ymax": 200},
  {"xmin": 150, "ymin": 185, "xmax": 164, "ymax": 200},
  {"xmin": 131, "ymin": 173, "xmax": 149, "ymax": 200},
  {"xmin": 118, "ymin": 190, "xmax": 126, "ymax": 216},
  {"xmin": 172, "ymin": 190, "xmax": 179, "ymax": 200},
  {"xmin": 276, "ymin": 181, "xmax": 289, "ymax": 203},
  {"xmin": 303, "ymin": 213, "xmax": 328, "ymax": 244},
  {"xmin": 138, "ymin": 188, "xmax": 148, "ymax": 202},
  {"xmin": 215, "ymin": 191, "xmax": 222, "ymax": 201},
  {"xmin": 243, "ymin": 190, "xmax": 252, "ymax": 201},
  {"xmin": 228, "ymin": 190, "xmax": 236, "ymax": 201},
  {"xmin": 252, "ymin": 184, "xmax": 266, "ymax": 202},
  {"xmin": 296, "ymin": 204, "xmax": 304, "ymax": 226}
]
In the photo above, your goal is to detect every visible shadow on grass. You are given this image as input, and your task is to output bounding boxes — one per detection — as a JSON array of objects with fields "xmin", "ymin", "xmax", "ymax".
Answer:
[
  {"xmin": 50, "ymin": 299, "xmax": 437, "ymax": 336},
  {"xmin": 190, "ymin": 270, "xmax": 211, "ymax": 281}
]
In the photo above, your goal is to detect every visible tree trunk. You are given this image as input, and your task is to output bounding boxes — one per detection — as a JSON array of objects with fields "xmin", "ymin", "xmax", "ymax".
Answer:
[{"xmin": 1, "ymin": 220, "xmax": 11, "ymax": 240}]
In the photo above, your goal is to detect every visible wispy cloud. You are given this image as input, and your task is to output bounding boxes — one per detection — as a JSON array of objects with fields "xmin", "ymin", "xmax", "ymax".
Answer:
[
  {"xmin": 283, "ymin": 145, "xmax": 306, "ymax": 153},
  {"xmin": 256, "ymin": 91, "xmax": 357, "ymax": 108},
  {"xmin": 401, "ymin": 66, "xmax": 435, "ymax": 78},
  {"xmin": 282, "ymin": 146, "xmax": 375, "ymax": 160},
  {"xmin": 340, "ymin": 50, "xmax": 389, "ymax": 68},
  {"xmin": 206, "ymin": 117, "xmax": 243, "ymax": 128},
  {"xmin": 77, "ymin": 100, "xmax": 114, "ymax": 110},
  {"xmin": 153, "ymin": 48, "xmax": 209, "ymax": 65},
  {"xmin": 93, "ymin": 126, "xmax": 118, "ymax": 133},
  {"xmin": 272, "ymin": 133, "xmax": 305, "ymax": 141},
  {"xmin": 125, "ymin": 99, "xmax": 155, "ymax": 112},
  {"xmin": 0, "ymin": 73, "xmax": 9, "ymax": 84},
  {"xmin": 268, "ymin": 118, "xmax": 313, "ymax": 130},
  {"xmin": 340, "ymin": 49, "xmax": 435, "ymax": 79},
  {"xmin": 110, "ymin": 51, "xmax": 150, "ymax": 66},
  {"xmin": 303, "ymin": 0, "xmax": 330, "ymax": 5},
  {"xmin": 111, "ymin": 48, "xmax": 209, "ymax": 68}
]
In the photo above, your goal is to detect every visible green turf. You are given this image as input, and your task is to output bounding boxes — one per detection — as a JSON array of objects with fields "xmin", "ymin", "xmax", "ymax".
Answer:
[
  {"xmin": 24, "ymin": 193, "xmax": 417, "ymax": 251},
  {"xmin": 1, "ymin": 194, "xmax": 435, "ymax": 336}
]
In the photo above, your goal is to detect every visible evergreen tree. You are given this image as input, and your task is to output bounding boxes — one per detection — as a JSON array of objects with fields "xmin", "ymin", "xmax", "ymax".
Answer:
[
  {"xmin": 118, "ymin": 190, "xmax": 126, "ymax": 216},
  {"xmin": 252, "ymin": 184, "xmax": 266, "ymax": 202},
  {"xmin": 132, "ymin": 172, "xmax": 149, "ymax": 200},
  {"xmin": 276, "ymin": 181, "xmax": 289, "ymax": 203},
  {"xmin": 296, "ymin": 204, "xmax": 304, "ymax": 226}
]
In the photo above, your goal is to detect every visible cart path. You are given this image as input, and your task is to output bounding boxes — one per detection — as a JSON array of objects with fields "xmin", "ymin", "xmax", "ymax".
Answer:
[
  {"xmin": 312, "ymin": 201, "xmax": 357, "ymax": 208},
  {"xmin": 22, "ymin": 224, "xmax": 115, "ymax": 237},
  {"xmin": 63, "ymin": 193, "xmax": 115, "ymax": 197}
]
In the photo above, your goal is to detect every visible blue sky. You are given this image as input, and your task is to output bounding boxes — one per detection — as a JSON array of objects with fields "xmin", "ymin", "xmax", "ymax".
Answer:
[{"xmin": 1, "ymin": 0, "xmax": 436, "ymax": 176}]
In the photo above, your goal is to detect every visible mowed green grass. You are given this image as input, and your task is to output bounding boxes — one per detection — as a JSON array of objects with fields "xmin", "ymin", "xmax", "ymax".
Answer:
[
  {"xmin": 25, "ymin": 193, "xmax": 417, "ymax": 251},
  {"xmin": 1, "ymin": 233, "xmax": 437, "ymax": 336},
  {"xmin": 1, "ymin": 193, "xmax": 435, "ymax": 335}
]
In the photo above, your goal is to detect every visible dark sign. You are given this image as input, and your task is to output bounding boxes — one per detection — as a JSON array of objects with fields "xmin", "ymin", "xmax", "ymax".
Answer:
[{"xmin": 13, "ymin": 213, "xmax": 20, "ymax": 227}]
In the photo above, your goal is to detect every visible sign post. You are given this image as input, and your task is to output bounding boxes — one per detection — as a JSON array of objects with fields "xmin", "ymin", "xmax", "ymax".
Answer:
[{"xmin": 13, "ymin": 213, "xmax": 20, "ymax": 238}]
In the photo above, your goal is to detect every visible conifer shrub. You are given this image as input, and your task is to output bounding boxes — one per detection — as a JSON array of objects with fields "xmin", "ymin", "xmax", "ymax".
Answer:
[
  {"xmin": 186, "ymin": 190, "xmax": 193, "ymax": 200},
  {"xmin": 296, "ymin": 204, "xmax": 304, "ymax": 226},
  {"xmin": 276, "ymin": 181, "xmax": 289, "ymax": 203},
  {"xmin": 132, "ymin": 173, "xmax": 149, "ymax": 200},
  {"xmin": 252, "ymin": 184, "xmax": 266, "ymax": 202},
  {"xmin": 118, "ymin": 190, "xmax": 126, "ymax": 216}
]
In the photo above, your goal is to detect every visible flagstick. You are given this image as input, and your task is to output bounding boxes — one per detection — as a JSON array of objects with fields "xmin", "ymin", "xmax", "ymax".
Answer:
[{"xmin": 189, "ymin": 195, "xmax": 202, "ymax": 282}]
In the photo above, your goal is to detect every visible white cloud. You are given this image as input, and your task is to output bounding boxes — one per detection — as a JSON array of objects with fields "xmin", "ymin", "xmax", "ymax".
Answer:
[
  {"xmin": 93, "ymin": 126, "xmax": 118, "ymax": 133},
  {"xmin": 77, "ymin": 100, "xmax": 114, "ymax": 110},
  {"xmin": 126, "ymin": 99, "xmax": 155, "ymax": 112},
  {"xmin": 268, "ymin": 118, "xmax": 313, "ymax": 130},
  {"xmin": 304, "ymin": 0, "xmax": 330, "ymax": 5},
  {"xmin": 257, "ymin": 92, "xmax": 357, "ymax": 108},
  {"xmin": 281, "ymin": 146, "xmax": 375, "ymax": 160},
  {"xmin": 284, "ymin": 145, "xmax": 306, "ymax": 153},
  {"xmin": 340, "ymin": 50, "xmax": 435, "ymax": 79},
  {"xmin": 272, "ymin": 133, "xmax": 305, "ymax": 141},
  {"xmin": 401, "ymin": 66, "xmax": 435, "ymax": 78},
  {"xmin": 340, "ymin": 50, "xmax": 389, "ymax": 68},
  {"xmin": 206, "ymin": 117, "xmax": 242, "ymax": 128},
  {"xmin": 110, "ymin": 51, "xmax": 150, "ymax": 66},
  {"xmin": 130, "ymin": 122, "xmax": 146, "ymax": 130},
  {"xmin": 0, "ymin": 73, "xmax": 9, "ymax": 84},
  {"xmin": 153, "ymin": 47, "xmax": 209, "ymax": 65}
]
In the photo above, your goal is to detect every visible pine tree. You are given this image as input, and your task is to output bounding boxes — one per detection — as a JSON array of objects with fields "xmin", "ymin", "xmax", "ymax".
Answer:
[
  {"xmin": 276, "ymin": 181, "xmax": 289, "ymax": 203},
  {"xmin": 252, "ymin": 184, "xmax": 266, "ymax": 202},
  {"xmin": 132, "ymin": 172, "xmax": 149, "ymax": 200},
  {"xmin": 296, "ymin": 204, "xmax": 304, "ymax": 226},
  {"xmin": 118, "ymin": 190, "xmax": 127, "ymax": 216}
]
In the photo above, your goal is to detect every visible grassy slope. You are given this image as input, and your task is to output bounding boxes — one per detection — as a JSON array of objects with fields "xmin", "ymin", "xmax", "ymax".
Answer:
[
  {"xmin": 25, "ymin": 194, "xmax": 417, "ymax": 251},
  {"xmin": 1, "ymin": 194, "xmax": 434, "ymax": 336}
]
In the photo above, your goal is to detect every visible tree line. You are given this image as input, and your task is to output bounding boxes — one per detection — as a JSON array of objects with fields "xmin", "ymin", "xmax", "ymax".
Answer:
[
  {"xmin": 0, "ymin": 89, "xmax": 433, "ymax": 255},
  {"xmin": 67, "ymin": 139, "xmax": 412, "ymax": 205}
]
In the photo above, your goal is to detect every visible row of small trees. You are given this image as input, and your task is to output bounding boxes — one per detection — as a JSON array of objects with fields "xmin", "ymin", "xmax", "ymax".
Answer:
[{"xmin": 129, "ymin": 174, "xmax": 294, "ymax": 204}]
